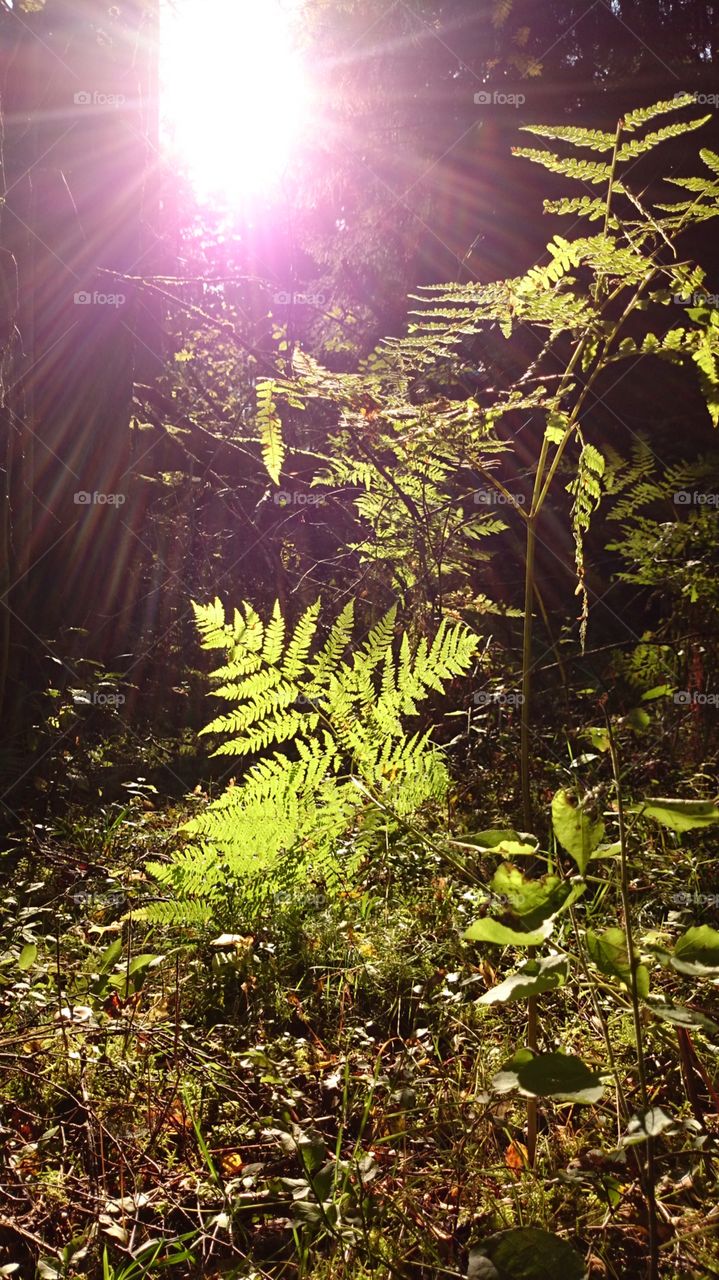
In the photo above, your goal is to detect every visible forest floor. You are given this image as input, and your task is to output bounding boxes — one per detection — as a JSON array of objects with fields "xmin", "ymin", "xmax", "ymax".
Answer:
[{"xmin": 1, "ymin": 746, "xmax": 718, "ymax": 1280}]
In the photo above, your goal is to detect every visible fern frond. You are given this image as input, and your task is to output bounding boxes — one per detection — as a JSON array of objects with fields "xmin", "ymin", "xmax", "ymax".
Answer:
[
  {"xmin": 622, "ymin": 94, "xmax": 696, "ymax": 132},
  {"xmin": 512, "ymin": 148, "xmax": 624, "ymax": 189},
  {"xmin": 520, "ymin": 124, "xmax": 615, "ymax": 152},
  {"xmin": 282, "ymin": 601, "xmax": 322, "ymax": 679},
  {"xmin": 256, "ymin": 378, "xmax": 285, "ymax": 483},
  {"xmin": 617, "ymin": 116, "xmax": 710, "ymax": 160},
  {"xmin": 262, "ymin": 601, "xmax": 286, "ymax": 665},
  {"xmin": 147, "ymin": 599, "xmax": 478, "ymax": 928},
  {"xmin": 542, "ymin": 196, "xmax": 613, "ymax": 223},
  {"xmin": 567, "ymin": 443, "xmax": 605, "ymax": 648}
]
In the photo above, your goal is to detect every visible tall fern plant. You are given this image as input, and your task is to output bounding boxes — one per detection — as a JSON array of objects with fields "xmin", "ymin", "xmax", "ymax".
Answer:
[
  {"xmin": 140, "ymin": 600, "xmax": 477, "ymax": 925},
  {"xmin": 259, "ymin": 95, "xmax": 719, "ymax": 827}
]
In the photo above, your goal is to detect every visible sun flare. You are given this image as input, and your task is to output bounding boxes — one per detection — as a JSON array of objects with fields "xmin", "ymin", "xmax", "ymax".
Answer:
[{"xmin": 161, "ymin": 0, "xmax": 310, "ymax": 204}]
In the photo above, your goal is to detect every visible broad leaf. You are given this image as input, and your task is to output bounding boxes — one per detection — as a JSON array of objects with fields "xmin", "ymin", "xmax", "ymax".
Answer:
[
  {"xmin": 468, "ymin": 1227, "xmax": 587, "ymax": 1280},
  {"xmin": 620, "ymin": 1108, "xmax": 674, "ymax": 1147},
  {"xmin": 479, "ymin": 954, "xmax": 568, "ymax": 1004},
  {"xmin": 491, "ymin": 863, "xmax": 573, "ymax": 928},
  {"xmin": 456, "ymin": 829, "xmax": 538, "ymax": 857},
  {"xmin": 671, "ymin": 925, "xmax": 719, "ymax": 976},
  {"xmin": 551, "ymin": 789, "xmax": 604, "ymax": 874},
  {"xmin": 17, "ymin": 943, "xmax": 37, "ymax": 971},
  {"xmin": 493, "ymin": 1050, "xmax": 605, "ymax": 1103},
  {"xmin": 630, "ymin": 797, "xmax": 719, "ymax": 833},
  {"xmin": 464, "ymin": 918, "xmax": 554, "ymax": 947},
  {"xmin": 586, "ymin": 927, "xmax": 650, "ymax": 997},
  {"xmin": 645, "ymin": 1000, "xmax": 719, "ymax": 1033}
]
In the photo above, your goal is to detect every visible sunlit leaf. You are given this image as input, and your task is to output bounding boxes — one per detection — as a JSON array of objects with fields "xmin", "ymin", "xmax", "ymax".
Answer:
[
  {"xmin": 478, "ymin": 954, "xmax": 568, "ymax": 1004},
  {"xmin": 629, "ymin": 797, "xmax": 719, "ymax": 833},
  {"xmin": 464, "ymin": 918, "xmax": 554, "ymax": 947},
  {"xmin": 490, "ymin": 863, "xmax": 573, "ymax": 928},
  {"xmin": 17, "ymin": 943, "xmax": 37, "ymax": 971},
  {"xmin": 551, "ymin": 789, "xmax": 604, "ymax": 874}
]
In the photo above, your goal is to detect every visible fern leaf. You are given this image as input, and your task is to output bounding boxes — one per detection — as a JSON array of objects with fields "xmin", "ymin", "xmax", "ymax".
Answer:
[
  {"xmin": 567, "ymin": 444, "xmax": 605, "ymax": 648},
  {"xmin": 617, "ymin": 116, "xmax": 710, "ymax": 161},
  {"xmin": 512, "ymin": 148, "xmax": 623, "ymax": 189},
  {"xmin": 282, "ymin": 601, "xmax": 321, "ymax": 679},
  {"xmin": 622, "ymin": 94, "xmax": 696, "ymax": 131},
  {"xmin": 262, "ymin": 601, "xmax": 286, "ymax": 665},
  {"xmin": 520, "ymin": 124, "xmax": 615, "ymax": 152},
  {"xmin": 256, "ymin": 378, "xmax": 285, "ymax": 483}
]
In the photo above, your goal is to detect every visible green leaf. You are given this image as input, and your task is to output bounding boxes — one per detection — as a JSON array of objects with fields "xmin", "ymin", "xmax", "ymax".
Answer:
[
  {"xmin": 671, "ymin": 925, "xmax": 719, "ymax": 976},
  {"xmin": 478, "ymin": 954, "xmax": 568, "ymax": 1004},
  {"xmin": 624, "ymin": 707, "xmax": 650, "ymax": 733},
  {"xmin": 491, "ymin": 1047, "xmax": 534, "ymax": 1093},
  {"xmin": 490, "ymin": 864, "xmax": 573, "ymax": 928},
  {"xmin": 17, "ymin": 943, "xmax": 37, "ymax": 971},
  {"xmin": 256, "ymin": 379, "xmax": 285, "ymax": 483},
  {"xmin": 98, "ymin": 938, "xmax": 123, "ymax": 974},
  {"xmin": 645, "ymin": 1000, "xmax": 719, "ymax": 1034},
  {"xmin": 458, "ymin": 828, "xmax": 537, "ymax": 856},
  {"xmin": 464, "ymin": 918, "xmax": 554, "ymax": 947},
  {"xmin": 493, "ymin": 1051, "xmax": 605, "ymax": 1104},
  {"xmin": 586, "ymin": 927, "xmax": 650, "ymax": 997},
  {"xmin": 551, "ymin": 789, "xmax": 605, "ymax": 874},
  {"xmin": 640, "ymin": 685, "xmax": 673, "ymax": 701},
  {"xmin": 468, "ymin": 1227, "xmax": 588, "ymax": 1280},
  {"xmin": 108, "ymin": 953, "xmax": 164, "ymax": 993},
  {"xmin": 620, "ymin": 1108, "xmax": 675, "ymax": 1147},
  {"xmin": 630, "ymin": 797, "xmax": 719, "ymax": 833}
]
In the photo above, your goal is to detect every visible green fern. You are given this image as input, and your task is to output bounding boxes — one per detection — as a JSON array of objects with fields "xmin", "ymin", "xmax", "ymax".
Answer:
[
  {"xmin": 622, "ymin": 94, "xmax": 696, "ymax": 131},
  {"xmin": 520, "ymin": 124, "xmax": 617, "ymax": 153},
  {"xmin": 256, "ymin": 378, "xmax": 285, "ymax": 483},
  {"xmin": 139, "ymin": 600, "xmax": 478, "ymax": 927},
  {"xmin": 567, "ymin": 444, "xmax": 605, "ymax": 647},
  {"xmin": 606, "ymin": 442, "xmax": 719, "ymax": 617}
]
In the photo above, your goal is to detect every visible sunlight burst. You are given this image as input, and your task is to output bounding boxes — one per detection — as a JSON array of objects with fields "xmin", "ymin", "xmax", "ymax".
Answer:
[{"xmin": 161, "ymin": 0, "xmax": 310, "ymax": 204}]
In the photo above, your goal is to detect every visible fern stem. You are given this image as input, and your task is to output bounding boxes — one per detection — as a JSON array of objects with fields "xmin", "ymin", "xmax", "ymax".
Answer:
[
  {"xmin": 603, "ymin": 118, "xmax": 624, "ymax": 240},
  {"xmin": 603, "ymin": 707, "xmax": 659, "ymax": 1280}
]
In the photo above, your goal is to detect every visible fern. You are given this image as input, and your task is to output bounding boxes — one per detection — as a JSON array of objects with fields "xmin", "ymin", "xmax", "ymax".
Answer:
[
  {"xmin": 616, "ymin": 116, "xmax": 710, "ymax": 161},
  {"xmin": 567, "ymin": 444, "xmax": 605, "ymax": 647},
  {"xmin": 606, "ymin": 443, "xmax": 719, "ymax": 619},
  {"xmin": 622, "ymin": 94, "xmax": 696, "ymax": 131},
  {"xmin": 140, "ymin": 600, "xmax": 478, "ymax": 927},
  {"xmin": 510, "ymin": 149, "xmax": 622, "ymax": 189},
  {"xmin": 520, "ymin": 124, "xmax": 616, "ymax": 153},
  {"xmin": 256, "ymin": 378, "xmax": 285, "ymax": 483}
]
